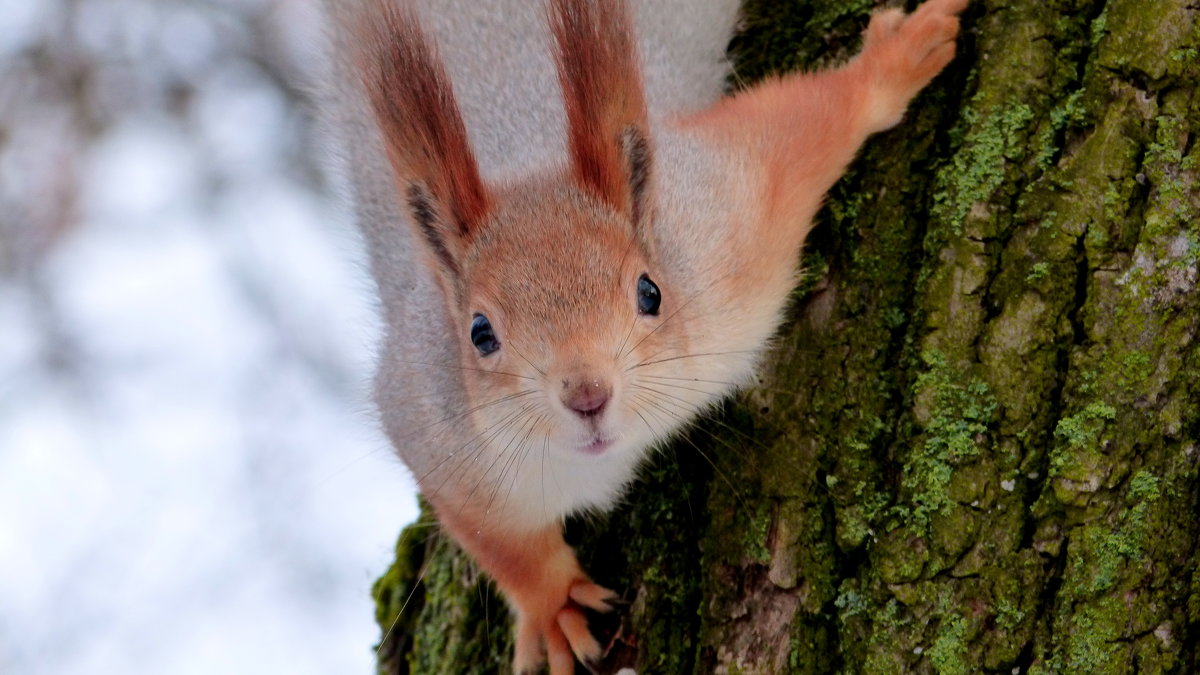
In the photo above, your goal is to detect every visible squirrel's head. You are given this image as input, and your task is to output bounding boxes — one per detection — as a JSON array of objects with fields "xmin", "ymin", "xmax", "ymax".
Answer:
[
  {"xmin": 355, "ymin": 0, "xmax": 694, "ymax": 474},
  {"xmin": 452, "ymin": 177, "xmax": 680, "ymax": 463}
]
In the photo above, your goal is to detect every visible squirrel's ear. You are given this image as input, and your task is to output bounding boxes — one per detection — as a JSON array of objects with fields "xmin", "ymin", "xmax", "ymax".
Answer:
[
  {"xmin": 351, "ymin": 0, "xmax": 490, "ymax": 288},
  {"xmin": 550, "ymin": 0, "xmax": 653, "ymax": 233}
]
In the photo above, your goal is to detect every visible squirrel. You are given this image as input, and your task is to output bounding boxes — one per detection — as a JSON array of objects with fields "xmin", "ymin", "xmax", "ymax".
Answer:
[{"xmin": 322, "ymin": 0, "xmax": 966, "ymax": 672}]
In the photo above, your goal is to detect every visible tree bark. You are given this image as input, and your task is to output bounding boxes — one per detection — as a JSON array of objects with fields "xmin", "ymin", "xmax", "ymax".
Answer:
[{"xmin": 371, "ymin": 1, "xmax": 1200, "ymax": 673}]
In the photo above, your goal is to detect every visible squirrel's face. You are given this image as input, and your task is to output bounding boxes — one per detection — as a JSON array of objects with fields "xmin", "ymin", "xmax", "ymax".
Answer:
[
  {"xmin": 356, "ymin": 0, "xmax": 685, "ymax": 512},
  {"xmin": 453, "ymin": 182, "xmax": 687, "ymax": 465}
]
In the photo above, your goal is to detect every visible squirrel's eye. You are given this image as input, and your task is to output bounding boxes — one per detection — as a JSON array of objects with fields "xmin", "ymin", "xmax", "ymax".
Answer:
[
  {"xmin": 470, "ymin": 314, "xmax": 500, "ymax": 356},
  {"xmin": 637, "ymin": 274, "xmax": 661, "ymax": 316}
]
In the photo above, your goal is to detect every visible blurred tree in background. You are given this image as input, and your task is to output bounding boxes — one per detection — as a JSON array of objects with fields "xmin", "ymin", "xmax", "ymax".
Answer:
[{"xmin": 1, "ymin": 2, "xmax": 409, "ymax": 673}]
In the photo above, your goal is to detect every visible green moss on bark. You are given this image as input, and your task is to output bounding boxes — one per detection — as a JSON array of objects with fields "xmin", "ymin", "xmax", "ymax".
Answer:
[{"xmin": 373, "ymin": 1, "xmax": 1200, "ymax": 672}]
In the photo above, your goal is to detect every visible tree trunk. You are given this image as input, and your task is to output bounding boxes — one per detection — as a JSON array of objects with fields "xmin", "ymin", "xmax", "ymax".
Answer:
[{"xmin": 371, "ymin": 1, "xmax": 1200, "ymax": 672}]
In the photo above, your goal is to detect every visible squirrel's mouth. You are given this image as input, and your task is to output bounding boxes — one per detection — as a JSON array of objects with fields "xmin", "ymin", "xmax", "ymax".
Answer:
[{"xmin": 578, "ymin": 434, "xmax": 614, "ymax": 454}]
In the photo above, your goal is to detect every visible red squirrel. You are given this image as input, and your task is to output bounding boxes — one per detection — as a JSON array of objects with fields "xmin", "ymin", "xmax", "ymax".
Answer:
[{"xmin": 325, "ymin": 0, "xmax": 965, "ymax": 671}]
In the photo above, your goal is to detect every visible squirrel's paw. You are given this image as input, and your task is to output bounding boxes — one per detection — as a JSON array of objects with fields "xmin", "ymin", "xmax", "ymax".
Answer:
[
  {"xmin": 860, "ymin": 0, "xmax": 967, "ymax": 131},
  {"xmin": 512, "ymin": 579, "xmax": 618, "ymax": 675}
]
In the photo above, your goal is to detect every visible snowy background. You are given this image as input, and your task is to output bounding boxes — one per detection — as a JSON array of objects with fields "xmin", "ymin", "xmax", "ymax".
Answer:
[{"xmin": 0, "ymin": 0, "xmax": 419, "ymax": 672}]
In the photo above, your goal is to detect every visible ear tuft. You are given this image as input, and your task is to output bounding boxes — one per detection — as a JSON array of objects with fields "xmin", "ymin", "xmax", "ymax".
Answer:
[
  {"xmin": 549, "ymin": 0, "xmax": 651, "ymax": 223},
  {"xmin": 350, "ymin": 0, "xmax": 490, "ymax": 272}
]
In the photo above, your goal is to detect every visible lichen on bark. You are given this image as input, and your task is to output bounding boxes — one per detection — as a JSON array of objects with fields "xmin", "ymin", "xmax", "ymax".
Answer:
[{"xmin": 372, "ymin": 1, "xmax": 1200, "ymax": 673}]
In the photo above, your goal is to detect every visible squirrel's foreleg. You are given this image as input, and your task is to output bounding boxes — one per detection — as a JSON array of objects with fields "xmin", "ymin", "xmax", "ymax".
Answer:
[
  {"xmin": 684, "ymin": 0, "xmax": 966, "ymax": 241},
  {"xmin": 432, "ymin": 502, "xmax": 616, "ymax": 674}
]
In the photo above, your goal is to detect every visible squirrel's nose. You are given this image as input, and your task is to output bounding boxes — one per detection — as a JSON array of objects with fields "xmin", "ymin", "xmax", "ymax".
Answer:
[{"xmin": 561, "ymin": 378, "xmax": 611, "ymax": 418}]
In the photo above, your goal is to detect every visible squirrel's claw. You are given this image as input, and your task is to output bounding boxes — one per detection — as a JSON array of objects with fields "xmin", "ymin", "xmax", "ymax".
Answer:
[
  {"xmin": 510, "ymin": 578, "xmax": 619, "ymax": 674},
  {"xmin": 569, "ymin": 580, "xmax": 618, "ymax": 612},
  {"xmin": 859, "ymin": 0, "xmax": 967, "ymax": 132},
  {"xmin": 558, "ymin": 606, "xmax": 603, "ymax": 665},
  {"xmin": 517, "ymin": 611, "xmax": 597, "ymax": 675}
]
